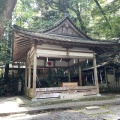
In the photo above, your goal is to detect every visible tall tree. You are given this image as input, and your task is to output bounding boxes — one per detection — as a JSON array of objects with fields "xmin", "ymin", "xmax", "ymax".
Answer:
[
  {"xmin": 36, "ymin": 0, "xmax": 90, "ymax": 33},
  {"xmin": 0, "ymin": 0, "xmax": 17, "ymax": 40},
  {"xmin": 13, "ymin": 0, "xmax": 120, "ymax": 39},
  {"xmin": 90, "ymin": 0, "xmax": 120, "ymax": 39},
  {"xmin": 94, "ymin": 0, "xmax": 111, "ymax": 29}
]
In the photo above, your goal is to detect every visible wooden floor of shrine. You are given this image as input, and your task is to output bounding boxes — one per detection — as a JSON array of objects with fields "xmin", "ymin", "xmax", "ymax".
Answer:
[{"xmin": 25, "ymin": 82, "xmax": 98, "ymax": 99}]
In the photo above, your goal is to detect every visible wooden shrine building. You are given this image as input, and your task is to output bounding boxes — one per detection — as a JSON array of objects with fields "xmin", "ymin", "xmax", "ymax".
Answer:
[{"xmin": 12, "ymin": 16, "xmax": 118, "ymax": 100}]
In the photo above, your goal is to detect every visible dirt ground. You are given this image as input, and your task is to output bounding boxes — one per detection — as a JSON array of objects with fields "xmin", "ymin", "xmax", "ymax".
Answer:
[
  {"xmin": 0, "ymin": 94, "xmax": 120, "ymax": 120},
  {"xmin": 0, "ymin": 104, "xmax": 120, "ymax": 120}
]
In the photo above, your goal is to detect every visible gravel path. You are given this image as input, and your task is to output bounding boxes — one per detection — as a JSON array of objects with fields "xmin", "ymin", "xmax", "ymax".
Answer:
[{"xmin": 0, "ymin": 104, "xmax": 120, "ymax": 120}]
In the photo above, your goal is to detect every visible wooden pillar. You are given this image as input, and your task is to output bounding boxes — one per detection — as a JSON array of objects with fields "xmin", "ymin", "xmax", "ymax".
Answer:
[
  {"xmin": 113, "ymin": 67, "xmax": 116, "ymax": 81},
  {"xmin": 28, "ymin": 61, "xmax": 31, "ymax": 88},
  {"xmin": 104, "ymin": 67, "xmax": 108, "ymax": 84},
  {"xmin": 33, "ymin": 44, "xmax": 37, "ymax": 99},
  {"xmin": 113, "ymin": 67, "xmax": 116, "ymax": 87},
  {"xmin": 25, "ymin": 62, "xmax": 27, "ymax": 89},
  {"xmin": 78, "ymin": 60, "xmax": 82, "ymax": 86},
  {"xmin": 68, "ymin": 70, "xmax": 71, "ymax": 82},
  {"xmin": 93, "ymin": 54, "xmax": 99, "ymax": 94},
  {"xmin": 68, "ymin": 61, "xmax": 71, "ymax": 82}
]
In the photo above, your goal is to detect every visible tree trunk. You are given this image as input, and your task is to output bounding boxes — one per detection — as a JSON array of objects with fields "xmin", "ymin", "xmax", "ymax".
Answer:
[
  {"xmin": 76, "ymin": 12, "xmax": 87, "ymax": 33},
  {"xmin": 0, "ymin": 0, "xmax": 17, "ymax": 40},
  {"xmin": 75, "ymin": 3, "xmax": 87, "ymax": 33}
]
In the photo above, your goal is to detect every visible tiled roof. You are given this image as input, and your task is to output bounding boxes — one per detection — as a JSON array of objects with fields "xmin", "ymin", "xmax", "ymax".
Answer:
[
  {"xmin": 13, "ymin": 27, "xmax": 118, "ymax": 45},
  {"xmin": 12, "ymin": 16, "xmax": 119, "ymax": 62}
]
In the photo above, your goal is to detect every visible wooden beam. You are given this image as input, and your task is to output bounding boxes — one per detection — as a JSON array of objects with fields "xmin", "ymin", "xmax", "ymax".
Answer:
[
  {"xmin": 78, "ymin": 60, "xmax": 82, "ymax": 86},
  {"xmin": 113, "ymin": 67, "xmax": 116, "ymax": 81},
  {"xmin": 16, "ymin": 42, "xmax": 30, "ymax": 47},
  {"xmin": 15, "ymin": 37, "xmax": 24, "ymax": 41},
  {"xmin": 25, "ymin": 62, "xmax": 28, "ymax": 88},
  {"xmin": 28, "ymin": 60, "xmax": 31, "ymax": 88},
  {"xmin": 93, "ymin": 53, "xmax": 99, "ymax": 94},
  {"xmin": 104, "ymin": 67, "xmax": 108, "ymax": 84},
  {"xmin": 14, "ymin": 32, "xmax": 22, "ymax": 38},
  {"xmin": 15, "ymin": 46, "xmax": 30, "ymax": 51},
  {"xmin": 15, "ymin": 46, "xmax": 30, "ymax": 53},
  {"xmin": 14, "ymin": 49, "xmax": 28, "ymax": 56},
  {"xmin": 33, "ymin": 44, "xmax": 37, "ymax": 99},
  {"xmin": 68, "ymin": 61, "xmax": 71, "ymax": 82},
  {"xmin": 13, "ymin": 50, "xmax": 27, "ymax": 62},
  {"xmin": 16, "ymin": 39, "xmax": 30, "ymax": 44}
]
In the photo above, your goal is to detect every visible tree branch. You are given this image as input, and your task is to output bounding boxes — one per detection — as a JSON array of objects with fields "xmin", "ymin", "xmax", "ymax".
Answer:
[{"xmin": 94, "ymin": 0, "xmax": 111, "ymax": 29}]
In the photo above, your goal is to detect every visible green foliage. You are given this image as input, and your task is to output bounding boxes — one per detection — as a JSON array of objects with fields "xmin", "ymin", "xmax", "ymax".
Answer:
[
  {"xmin": 89, "ymin": 0, "xmax": 120, "ymax": 39},
  {"xmin": 0, "ymin": 26, "xmax": 12, "ymax": 65},
  {"xmin": 13, "ymin": 0, "xmax": 63, "ymax": 31},
  {"xmin": 13, "ymin": 0, "xmax": 37, "ymax": 28},
  {"xmin": 13, "ymin": 0, "xmax": 120, "ymax": 39}
]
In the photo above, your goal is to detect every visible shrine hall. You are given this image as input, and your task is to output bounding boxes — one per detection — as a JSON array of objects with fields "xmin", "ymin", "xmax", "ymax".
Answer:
[{"xmin": 12, "ymin": 16, "xmax": 118, "ymax": 100}]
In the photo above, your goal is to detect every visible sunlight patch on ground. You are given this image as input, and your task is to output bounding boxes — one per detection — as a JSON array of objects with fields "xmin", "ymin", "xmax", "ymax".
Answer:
[
  {"xmin": 0, "ymin": 97, "xmax": 28, "ymax": 114},
  {"xmin": 0, "ymin": 101, "xmax": 18, "ymax": 112}
]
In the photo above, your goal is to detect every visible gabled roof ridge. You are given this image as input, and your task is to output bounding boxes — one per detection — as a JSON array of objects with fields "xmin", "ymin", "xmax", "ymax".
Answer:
[
  {"xmin": 43, "ymin": 16, "xmax": 91, "ymax": 39},
  {"xmin": 42, "ymin": 16, "xmax": 67, "ymax": 33},
  {"xmin": 65, "ymin": 16, "xmax": 91, "ymax": 39},
  {"xmin": 54, "ymin": 16, "xmax": 67, "ymax": 27}
]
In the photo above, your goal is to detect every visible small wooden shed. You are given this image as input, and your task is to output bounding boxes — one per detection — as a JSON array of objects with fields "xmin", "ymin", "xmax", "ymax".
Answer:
[{"xmin": 12, "ymin": 16, "xmax": 118, "ymax": 100}]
